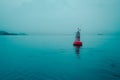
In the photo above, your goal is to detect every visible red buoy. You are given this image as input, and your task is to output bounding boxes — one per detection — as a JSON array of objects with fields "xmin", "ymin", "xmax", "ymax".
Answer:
[
  {"xmin": 73, "ymin": 28, "xmax": 82, "ymax": 46},
  {"xmin": 73, "ymin": 41, "xmax": 82, "ymax": 46}
]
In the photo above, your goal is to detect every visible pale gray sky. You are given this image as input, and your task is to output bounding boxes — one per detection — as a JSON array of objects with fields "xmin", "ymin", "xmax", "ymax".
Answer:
[{"xmin": 0, "ymin": 0, "xmax": 120, "ymax": 34}]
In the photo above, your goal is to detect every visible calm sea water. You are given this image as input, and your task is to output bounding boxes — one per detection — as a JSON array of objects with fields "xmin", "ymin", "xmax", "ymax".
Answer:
[{"xmin": 0, "ymin": 34, "xmax": 120, "ymax": 80}]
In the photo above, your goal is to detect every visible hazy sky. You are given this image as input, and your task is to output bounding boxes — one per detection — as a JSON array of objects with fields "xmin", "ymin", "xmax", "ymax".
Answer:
[{"xmin": 0, "ymin": 0, "xmax": 120, "ymax": 34}]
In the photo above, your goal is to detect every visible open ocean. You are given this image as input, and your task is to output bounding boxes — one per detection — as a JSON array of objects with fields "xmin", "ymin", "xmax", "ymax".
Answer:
[{"xmin": 0, "ymin": 34, "xmax": 120, "ymax": 80}]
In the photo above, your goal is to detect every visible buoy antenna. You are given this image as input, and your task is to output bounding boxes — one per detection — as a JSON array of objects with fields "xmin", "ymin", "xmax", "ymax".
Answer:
[{"xmin": 77, "ymin": 27, "xmax": 81, "ymax": 31}]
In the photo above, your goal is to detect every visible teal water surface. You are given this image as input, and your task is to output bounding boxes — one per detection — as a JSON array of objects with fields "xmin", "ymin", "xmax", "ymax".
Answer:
[{"xmin": 0, "ymin": 34, "xmax": 120, "ymax": 80}]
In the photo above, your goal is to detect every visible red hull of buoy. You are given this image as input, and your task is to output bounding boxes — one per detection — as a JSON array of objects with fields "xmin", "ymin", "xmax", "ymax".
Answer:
[{"xmin": 73, "ymin": 41, "xmax": 82, "ymax": 46}]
